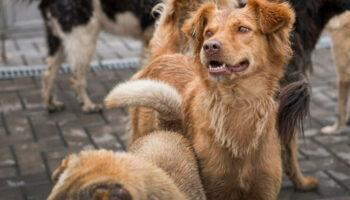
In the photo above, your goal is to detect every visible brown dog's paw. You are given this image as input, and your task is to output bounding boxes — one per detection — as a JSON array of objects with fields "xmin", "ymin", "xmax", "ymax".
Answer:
[
  {"xmin": 82, "ymin": 103, "xmax": 103, "ymax": 113},
  {"xmin": 295, "ymin": 176, "xmax": 319, "ymax": 191}
]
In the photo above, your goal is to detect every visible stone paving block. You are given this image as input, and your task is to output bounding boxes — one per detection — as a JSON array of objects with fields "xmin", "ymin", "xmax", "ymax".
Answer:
[
  {"xmin": 0, "ymin": 92, "xmax": 23, "ymax": 114},
  {"xmin": 0, "ymin": 147, "xmax": 15, "ymax": 167},
  {"xmin": 96, "ymin": 50, "xmax": 121, "ymax": 60},
  {"xmin": 87, "ymin": 124, "xmax": 124, "ymax": 150},
  {"xmin": 30, "ymin": 112, "xmax": 77, "ymax": 127},
  {"xmin": 313, "ymin": 91, "xmax": 333, "ymax": 105},
  {"xmin": 0, "ymin": 78, "xmax": 36, "ymax": 92},
  {"xmin": 19, "ymin": 89, "xmax": 42, "ymax": 110},
  {"xmin": 112, "ymin": 123, "xmax": 131, "ymax": 146},
  {"xmin": 20, "ymin": 173, "xmax": 49, "ymax": 185},
  {"xmin": 0, "ymin": 127, "xmax": 6, "ymax": 137},
  {"xmin": 4, "ymin": 55, "xmax": 24, "ymax": 66},
  {"xmin": 86, "ymin": 80, "xmax": 108, "ymax": 100},
  {"xmin": 59, "ymin": 113, "xmax": 106, "ymax": 130},
  {"xmin": 316, "ymin": 171, "xmax": 347, "ymax": 197},
  {"xmin": 13, "ymin": 141, "xmax": 41, "ymax": 153},
  {"xmin": 116, "ymin": 49, "xmax": 141, "ymax": 58},
  {"xmin": 0, "ymin": 167, "xmax": 17, "ymax": 179},
  {"xmin": 304, "ymin": 129, "xmax": 319, "ymax": 137},
  {"xmin": 298, "ymin": 157, "xmax": 347, "ymax": 173},
  {"xmin": 103, "ymin": 108, "xmax": 128, "ymax": 125},
  {"xmin": 278, "ymin": 188, "xmax": 292, "ymax": 200},
  {"xmin": 44, "ymin": 147, "xmax": 85, "ymax": 161},
  {"xmin": 327, "ymin": 167, "xmax": 350, "ymax": 190},
  {"xmin": 94, "ymin": 70, "xmax": 121, "ymax": 82},
  {"xmin": 37, "ymin": 137, "xmax": 65, "ymax": 151},
  {"xmin": 329, "ymin": 144, "xmax": 350, "ymax": 166},
  {"xmin": 61, "ymin": 127, "xmax": 92, "ymax": 148},
  {"xmin": 314, "ymin": 135, "xmax": 350, "ymax": 146},
  {"xmin": 17, "ymin": 152, "xmax": 45, "ymax": 175},
  {"xmin": 47, "ymin": 159, "xmax": 61, "ymax": 176},
  {"xmin": 5, "ymin": 115, "xmax": 33, "ymax": 141},
  {"xmin": 298, "ymin": 139, "xmax": 331, "ymax": 158},
  {"xmin": 115, "ymin": 68, "xmax": 137, "ymax": 80},
  {"xmin": 0, "ymin": 188, "xmax": 24, "ymax": 200},
  {"xmin": 320, "ymin": 197, "xmax": 350, "ymax": 200},
  {"xmin": 288, "ymin": 190, "xmax": 320, "ymax": 200},
  {"xmin": 122, "ymin": 38, "xmax": 142, "ymax": 50},
  {"xmin": 32, "ymin": 123, "xmax": 59, "ymax": 140},
  {"xmin": 24, "ymin": 182, "xmax": 52, "ymax": 200},
  {"xmin": 25, "ymin": 56, "xmax": 45, "ymax": 66}
]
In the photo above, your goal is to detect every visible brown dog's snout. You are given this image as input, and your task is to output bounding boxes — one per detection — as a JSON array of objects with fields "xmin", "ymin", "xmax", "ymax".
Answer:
[{"xmin": 203, "ymin": 40, "xmax": 222, "ymax": 55}]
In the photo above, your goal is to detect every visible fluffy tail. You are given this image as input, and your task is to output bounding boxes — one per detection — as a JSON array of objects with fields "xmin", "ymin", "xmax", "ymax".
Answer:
[
  {"xmin": 277, "ymin": 74, "xmax": 311, "ymax": 142},
  {"xmin": 105, "ymin": 79, "xmax": 182, "ymax": 121}
]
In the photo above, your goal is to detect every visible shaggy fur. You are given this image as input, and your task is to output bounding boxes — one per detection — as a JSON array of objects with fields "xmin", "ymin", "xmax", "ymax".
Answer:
[
  {"xmin": 321, "ymin": 11, "xmax": 350, "ymax": 134},
  {"xmin": 105, "ymin": 0, "xmax": 318, "ymax": 199},
  {"xmin": 47, "ymin": 131, "xmax": 206, "ymax": 200}
]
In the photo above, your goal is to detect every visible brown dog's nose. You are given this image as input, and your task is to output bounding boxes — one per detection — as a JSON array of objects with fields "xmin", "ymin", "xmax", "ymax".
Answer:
[{"xmin": 203, "ymin": 40, "xmax": 222, "ymax": 55}]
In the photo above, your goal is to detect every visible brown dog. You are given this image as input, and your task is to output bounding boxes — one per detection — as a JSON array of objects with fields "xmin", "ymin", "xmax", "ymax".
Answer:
[
  {"xmin": 47, "ymin": 131, "xmax": 206, "ymax": 200},
  {"xmin": 321, "ymin": 11, "xmax": 350, "ymax": 134},
  {"xmin": 105, "ymin": 0, "xmax": 314, "ymax": 199}
]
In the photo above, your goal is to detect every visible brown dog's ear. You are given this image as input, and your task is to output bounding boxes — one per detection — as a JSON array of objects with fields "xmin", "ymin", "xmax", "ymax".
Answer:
[
  {"xmin": 182, "ymin": 3, "xmax": 217, "ymax": 53},
  {"xmin": 247, "ymin": 0, "xmax": 295, "ymax": 34},
  {"xmin": 51, "ymin": 155, "xmax": 72, "ymax": 182}
]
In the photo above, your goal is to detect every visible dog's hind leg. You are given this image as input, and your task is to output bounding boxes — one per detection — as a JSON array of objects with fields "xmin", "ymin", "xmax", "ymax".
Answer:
[
  {"xmin": 281, "ymin": 135, "xmax": 318, "ymax": 191},
  {"xmin": 42, "ymin": 27, "xmax": 65, "ymax": 113},
  {"xmin": 321, "ymin": 79, "xmax": 350, "ymax": 134},
  {"xmin": 64, "ymin": 20, "xmax": 102, "ymax": 113}
]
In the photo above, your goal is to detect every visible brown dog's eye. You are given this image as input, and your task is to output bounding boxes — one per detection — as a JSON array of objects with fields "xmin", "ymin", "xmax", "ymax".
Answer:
[
  {"xmin": 205, "ymin": 30, "xmax": 213, "ymax": 37},
  {"xmin": 238, "ymin": 26, "xmax": 249, "ymax": 32}
]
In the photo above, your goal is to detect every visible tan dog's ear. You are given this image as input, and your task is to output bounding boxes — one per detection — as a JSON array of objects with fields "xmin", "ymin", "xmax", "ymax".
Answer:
[
  {"xmin": 182, "ymin": 3, "xmax": 217, "ymax": 53},
  {"xmin": 51, "ymin": 155, "xmax": 72, "ymax": 182},
  {"xmin": 247, "ymin": 0, "xmax": 295, "ymax": 34}
]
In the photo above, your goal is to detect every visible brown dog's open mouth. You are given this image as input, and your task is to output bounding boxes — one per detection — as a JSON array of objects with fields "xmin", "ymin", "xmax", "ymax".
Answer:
[{"xmin": 208, "ymin": 60, "xmax": 249, "ymax": 75}]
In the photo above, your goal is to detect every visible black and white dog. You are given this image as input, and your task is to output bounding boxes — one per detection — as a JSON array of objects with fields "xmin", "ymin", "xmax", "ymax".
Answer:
[{"xmin": 39, "ymin": 0, "xmax": 159, "ymax": 113}]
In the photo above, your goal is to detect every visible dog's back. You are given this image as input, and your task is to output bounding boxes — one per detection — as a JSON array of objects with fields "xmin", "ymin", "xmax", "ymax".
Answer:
[{"xmin": 130, "ymin": 131, "xmax": 206, "ymax": 200}]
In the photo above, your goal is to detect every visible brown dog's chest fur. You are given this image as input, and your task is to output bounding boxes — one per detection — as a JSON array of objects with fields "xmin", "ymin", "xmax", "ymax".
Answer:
[
  {"xmin": 184, "ymin": 76, "xmax": 282, "ymax": 199},
  {"xmin": 133, "ymin": 55, "xmax": 282, "ymax": 199}
]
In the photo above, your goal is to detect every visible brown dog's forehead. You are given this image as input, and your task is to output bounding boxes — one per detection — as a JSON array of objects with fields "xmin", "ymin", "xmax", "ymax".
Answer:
[{"xmin": 212, "ymin": 8, "xmax": 256, "ymax": 27}]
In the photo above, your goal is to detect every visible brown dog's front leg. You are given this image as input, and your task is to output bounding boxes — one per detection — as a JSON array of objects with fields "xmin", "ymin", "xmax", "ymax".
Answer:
[{"xmin": 281, "ymin": 135, "xmax": 318, "ymax": 191}]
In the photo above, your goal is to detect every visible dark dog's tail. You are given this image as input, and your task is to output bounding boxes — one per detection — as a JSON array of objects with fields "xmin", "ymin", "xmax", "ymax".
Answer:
[{"xmin": 277, "ymin": 74, "xmax": 311, "ymax": 142}]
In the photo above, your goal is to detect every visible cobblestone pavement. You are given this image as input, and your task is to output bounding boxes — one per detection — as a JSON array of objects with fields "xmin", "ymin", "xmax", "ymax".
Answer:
[{"xmin": 0, "ymin": 36, "xmax": 349, "ymax": 200}]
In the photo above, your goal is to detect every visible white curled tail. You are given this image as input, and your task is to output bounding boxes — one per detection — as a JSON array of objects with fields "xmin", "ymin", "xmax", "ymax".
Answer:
[{"xmin": 105, "ymin": 79, "xmax": 182, "ymax": 120}]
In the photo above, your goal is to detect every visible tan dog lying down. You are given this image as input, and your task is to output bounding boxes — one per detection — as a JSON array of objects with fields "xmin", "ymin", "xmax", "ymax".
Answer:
[
  {"xmin": 47, "ymin": 131, "xmax": 206, "ymax": 200},
  {"xmin": 321, "ymin": 11, "xmax": 350, "ymax": 134}
]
